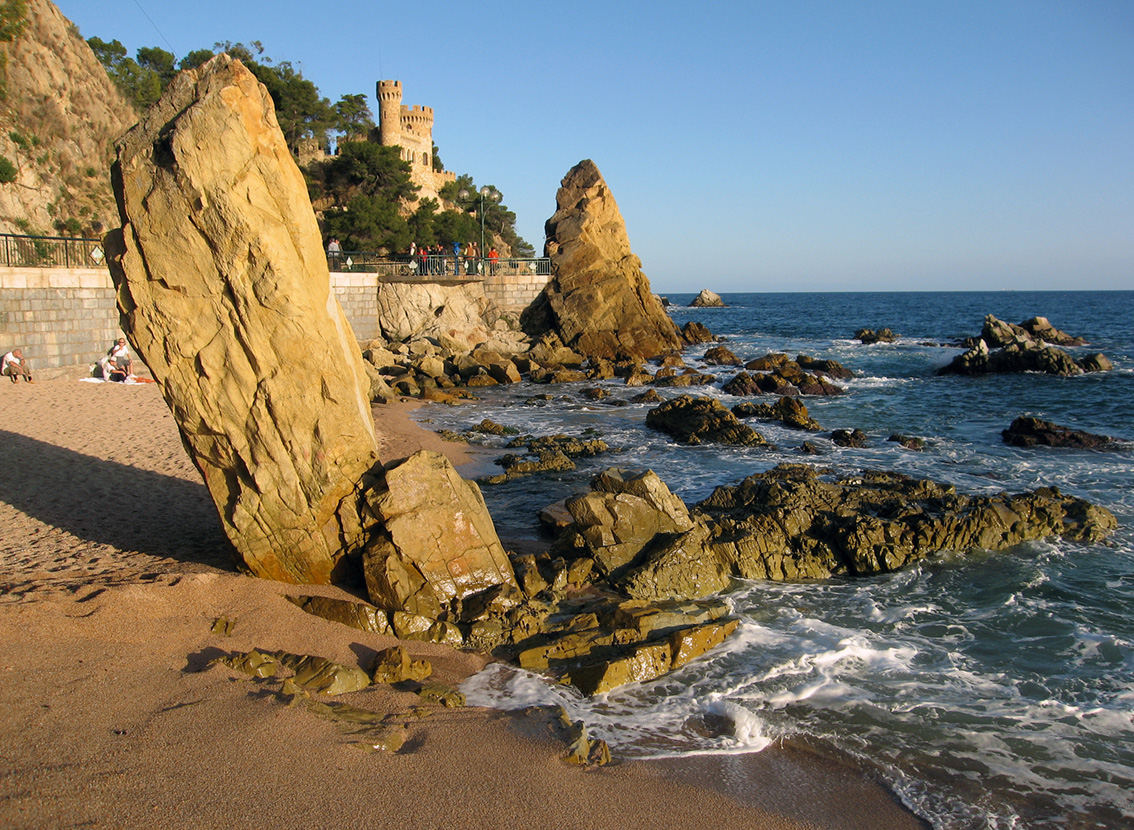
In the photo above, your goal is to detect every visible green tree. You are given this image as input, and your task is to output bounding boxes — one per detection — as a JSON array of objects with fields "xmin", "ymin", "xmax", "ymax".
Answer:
[
  {"xmin": 178, "ymin": 48, "xmax": 216, "ymax": 71},
  {"xmin": 408, "ymin": 198, "xmax": 439, "ymax": 247},
  {"xmin": 248, "ymin": 60, "xmax": 336, "ymax": 152},
  {"xmin": 431, "ymin": 209, "xmax": 478, "ymax": 248},
  {"xmin": 321, "ymin": 141, "xmax": 417, "ymax": 202},
  {"xmin": 137, "ymin": 46, "xmax": 177, "ymax": 86},
  {"xmin": 87, "ymin": 36, "xmax": 163, "ymax": 112},
  {"xmin": 322, "ymin": 195, "xmax": 410, "ymax": 254},
  {"xmin": 334, "ymin": 93, "xmax": 374, "ymax": 138}
]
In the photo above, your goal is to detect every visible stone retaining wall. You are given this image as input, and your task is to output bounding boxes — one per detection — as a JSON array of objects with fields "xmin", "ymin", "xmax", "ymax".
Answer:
[
  {"xmin": 481, "ymin": 270, "xmax": 549, "ymax": 319},
  {"xmin": 331, "ymin": 271, "xmax": 380, "ymax": 341},
  {"xmin": 0, "ymin": 267, "xmax": 120, "ymax": 373},
  {"xmin": 0, "ymin": 265, "xmax": 547, "ymax": 371},
  {"xmin": 0, "ymin": 267, "xmax": 386, "ymax": 372}
]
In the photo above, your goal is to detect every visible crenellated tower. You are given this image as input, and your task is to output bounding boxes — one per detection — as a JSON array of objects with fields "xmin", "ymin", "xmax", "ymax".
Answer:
[
  {"xmin": 374, "ymin": 79, "xmax": 455, "ymax": 201},
  {"xmin": 376, "ymin": 80, "xmax": 403, "ymax": 147}
]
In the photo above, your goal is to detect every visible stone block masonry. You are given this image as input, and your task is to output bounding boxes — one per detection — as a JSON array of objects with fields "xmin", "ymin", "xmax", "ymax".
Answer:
[
  {"xmin": 0, "ymin": 267, "xmax": 120, "ymax": 373},
  {"xmin": 0, "ymin": 267, "xmax": 384, "ymax": 372},
  {"xmin": 481, "ymin": 270, "xmax": 552, "ymax": 318}
]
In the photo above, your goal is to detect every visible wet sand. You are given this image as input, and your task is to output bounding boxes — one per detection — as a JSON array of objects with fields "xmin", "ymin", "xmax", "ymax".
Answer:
[{"xmin": 0, "ymin": 377, "xmax": 925, "ymax": 829}]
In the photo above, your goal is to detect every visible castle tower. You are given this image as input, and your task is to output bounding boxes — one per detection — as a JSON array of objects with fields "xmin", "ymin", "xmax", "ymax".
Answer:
[{"xmin": 376, "ymin": 80, "xmax": 402, "ymax": 147}]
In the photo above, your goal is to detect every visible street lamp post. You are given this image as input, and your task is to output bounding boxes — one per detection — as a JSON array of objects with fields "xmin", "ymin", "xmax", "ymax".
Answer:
[{"xmin": 458, "ymin": 185, "xmax": 502, "ymax": 270}]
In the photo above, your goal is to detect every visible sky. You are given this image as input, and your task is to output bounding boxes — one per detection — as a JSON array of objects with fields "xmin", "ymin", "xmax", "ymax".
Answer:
[{"xmin": 56, "ymin": 0, "xmax": 1134, "ymax": 293}]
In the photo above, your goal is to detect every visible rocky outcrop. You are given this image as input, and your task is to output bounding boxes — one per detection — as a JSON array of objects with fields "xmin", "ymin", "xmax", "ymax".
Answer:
[
  {"xmin": 702, "ymin": 345, "xmax": 741, "ymax": 365},
  {"xmin": 855, "ymin": 328, "xmax": 897, "ymax": 344},
  {"xmin": 732, "ymin": 396, "xmax": 822, "ymax": 431},
  {"xmin": 940, "ymin": 315, "xmax": 1109, "ymax": 377},
  {"xmin": 361, "ymin": 451, "xmax": 517, "ymax": 618},
  {"xmin": 526, "ymin": 160, "xmax": 682, "ymax": 360},
  {"xmin": 939, "ymin": 337, "xmax": 1102, "ymax": 377},
  {"xmin": 689, "ymin": 289, "xmax": 725, "ymax": 308},
  {"xmin": 680, "ymin": 321, "xmax": 717, "ymax": 345},
  {"xmin": 722, "ymin": 353, "xmax": 848, "ymax": 397},
  {"xmin": 646, "ymin": 395, "xmax": 769, "ymax": 446},
  {"xmin": 0, "ymin": 0, "xmax": 137, "ymax": 235},
  {"xmin": 1002, "ymin": 416, "xmax": 1115, "ymax": 449},
  {"xmin": 983, "ymin": 315, "xmax": 1086, "ymax": 348},
  {"xmin": 106, "ymin": 57, "xmax": 517, "ymax": 619},
  {"xmin": 552, "ymin": 468, "xmax": 694, "ymax": 578},
  {"xmin": 601, "ymin": 464, "xmax": 1119, "ymax": 600}
]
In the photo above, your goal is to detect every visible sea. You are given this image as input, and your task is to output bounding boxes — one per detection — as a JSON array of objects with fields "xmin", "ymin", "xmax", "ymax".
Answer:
[{"xmin": 415, "ymin": 290, "xmax": 1133, "ymax": 829}]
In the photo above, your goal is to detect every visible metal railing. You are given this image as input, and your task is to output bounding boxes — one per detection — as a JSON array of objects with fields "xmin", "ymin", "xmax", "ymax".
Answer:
[
  {"xmin": 328, "ymin": 252, "xmax": 552, "ymax": 281},
  {"xmin": 1, "ymin": 233, "xmax": 106, "ymax": 268}
]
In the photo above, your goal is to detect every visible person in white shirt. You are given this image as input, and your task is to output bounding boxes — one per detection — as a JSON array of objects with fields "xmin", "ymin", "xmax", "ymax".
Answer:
[
  {"xmin": 107, "ymin": 337, "xmax": 133, "ymax": 379},
  {"xmin": 2, "ymin": 348, "xmax": 33, "ymax": 383}
]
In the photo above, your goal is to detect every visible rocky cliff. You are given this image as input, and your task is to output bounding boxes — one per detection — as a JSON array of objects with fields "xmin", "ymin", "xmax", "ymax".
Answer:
[{"xmin": 0, "ymin": 0, "xmax": 136, "ymax": 236}]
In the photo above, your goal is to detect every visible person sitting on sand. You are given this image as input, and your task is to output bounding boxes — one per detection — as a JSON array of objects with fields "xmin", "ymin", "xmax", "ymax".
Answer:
[
  {"xmin": 107, "ymin": 338, "xmax": 133, "ymax": 381},
  {"xmin": 2, "ymin": 348, "xmax": 34, "ymax": 383}
]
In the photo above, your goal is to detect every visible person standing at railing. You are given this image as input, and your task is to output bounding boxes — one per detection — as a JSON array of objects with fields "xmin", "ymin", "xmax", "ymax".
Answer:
[
  {"xmin": 488, "ymin": 246, "xmax": 499, "ymax": 276},
  {"xmin": 452, "ymin": 241, "xmax": 461, "ymax": 276},
  {"xmin": 465, "ymin": 241, "xmax": 477, "ymax": 275},
  {"xmin": 419, "ymin": 243, "xmax": 429, "ymax": 277},
  {"xmin": 326, "ymin": 238, "xmax": 342, "ymax": 271}
]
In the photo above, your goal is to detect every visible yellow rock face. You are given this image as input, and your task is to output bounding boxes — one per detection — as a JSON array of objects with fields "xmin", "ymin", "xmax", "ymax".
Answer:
[{"xmin": 106, "ymin": 55, "xmax": 380, "ymax": 585}]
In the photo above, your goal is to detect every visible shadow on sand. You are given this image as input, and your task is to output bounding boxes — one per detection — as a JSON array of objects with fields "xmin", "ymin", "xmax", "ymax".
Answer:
[{"xmin": 0, "ymin": 429, "xmax": 235, "ymax": 571}]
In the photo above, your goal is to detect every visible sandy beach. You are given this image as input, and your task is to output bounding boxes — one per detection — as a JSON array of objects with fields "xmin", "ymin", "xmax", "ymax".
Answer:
[{"xmin": 0, "ymin": 377, "xmax": 924, "ymax": 829}]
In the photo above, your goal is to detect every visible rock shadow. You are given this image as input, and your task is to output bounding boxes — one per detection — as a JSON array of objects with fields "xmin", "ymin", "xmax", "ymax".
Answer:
[{"xmin": 0, "ymin": 429, "xmax": 235, "ymax": 571}]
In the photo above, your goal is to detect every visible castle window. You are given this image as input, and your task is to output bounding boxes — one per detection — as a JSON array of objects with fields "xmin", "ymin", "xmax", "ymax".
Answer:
[{"xmin": 423, "ymin": 154, "xmax": 429, "ymax": 166}]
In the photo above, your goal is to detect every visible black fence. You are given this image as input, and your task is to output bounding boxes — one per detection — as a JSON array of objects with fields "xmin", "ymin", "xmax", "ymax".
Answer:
[
  {"xmin": 328, "ymin": 251, "xmax": 552, "ymax": 280},
  {"xmin": 0, "ymin": 233, "xmax": 106, "ymax": 268}
]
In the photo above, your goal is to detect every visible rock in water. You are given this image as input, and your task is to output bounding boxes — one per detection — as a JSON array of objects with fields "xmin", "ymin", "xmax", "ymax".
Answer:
[
  {"xmin": 104, "ymin": 56, "xmax": 383, "ymax": 584},
  {"xmin": 531, "ymin": 160, "xmax": 682, "ymax": 360},
  {"xmin": 1002, "ymin": 416, "xmax": 1114, "ymax": 448},
  {"xmin": 689, "ymin": 289, "xmax": 726, "ymax": 308}
]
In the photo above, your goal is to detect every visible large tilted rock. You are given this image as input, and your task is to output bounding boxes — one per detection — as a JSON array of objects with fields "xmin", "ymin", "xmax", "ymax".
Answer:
[
  {"xmin": 104, "ymin": 57, "xmax": 517, "ymax": 613},
  {"xmin": 526, "ymin": 160, "xmax": 682, "ymax": 360},
  {"xmin": 105, "ymin": 55, "xmax": 380, "ymax": 584}
]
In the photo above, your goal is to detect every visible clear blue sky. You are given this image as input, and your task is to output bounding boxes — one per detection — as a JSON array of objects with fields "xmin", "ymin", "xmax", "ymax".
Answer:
[{"xmin": 57, "ymin": 0, "xmax": 1133, "ymax": 293}]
